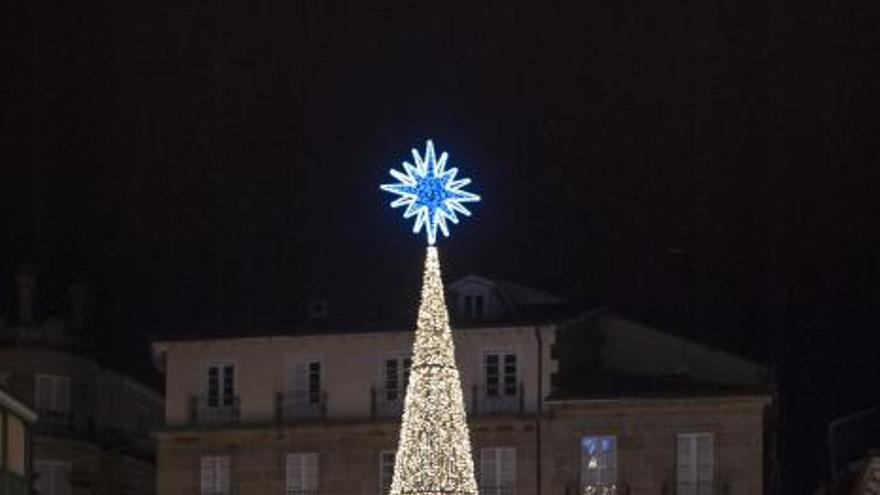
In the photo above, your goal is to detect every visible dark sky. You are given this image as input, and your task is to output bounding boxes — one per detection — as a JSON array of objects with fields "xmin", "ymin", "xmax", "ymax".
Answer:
[{"xmin": 2, "ymin": 2, "xmax": 879, "ymax": 492}]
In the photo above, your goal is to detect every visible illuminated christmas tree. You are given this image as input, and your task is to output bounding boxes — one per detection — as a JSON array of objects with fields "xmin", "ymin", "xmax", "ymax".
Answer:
[{"xmin": 381, "ymin": 140, "xmax": 481, "ymax": 495}]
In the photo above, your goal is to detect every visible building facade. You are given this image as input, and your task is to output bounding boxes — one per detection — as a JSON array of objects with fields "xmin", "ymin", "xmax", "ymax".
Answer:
[
  {"xmin": 1, "ymin": 387, "xmax": 38, "ymax": 495},
  {"xmin": 152, "ymin": 277, "xmax": 772, "ymax": 495},
  {"xmin": 0, "ymin": 269, "xmax": 165, "ymax": 495}
]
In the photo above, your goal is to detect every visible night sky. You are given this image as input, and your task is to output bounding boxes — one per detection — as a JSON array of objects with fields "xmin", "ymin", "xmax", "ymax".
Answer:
[{"xmin": 2, "ymin": 2, "xmax": 879, "ymax": 492}]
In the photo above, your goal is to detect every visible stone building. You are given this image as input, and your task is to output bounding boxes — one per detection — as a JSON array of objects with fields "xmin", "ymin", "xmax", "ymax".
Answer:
[
  {"xmin": 152, "ymin": 276, "xmax": 773, "ymax": 495},
  {"xmin": 1, "ymin": 387, "xmax": 38, "ymax": 495},
  {"xmin": 0, "ymin": 269, "xmax": 165, "ymax": 495}
]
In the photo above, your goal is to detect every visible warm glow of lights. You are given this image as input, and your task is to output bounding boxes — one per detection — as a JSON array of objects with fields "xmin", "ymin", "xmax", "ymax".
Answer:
[{"xmin": 390, "ymin": 246, "xmax": 479, "ymax": 495}]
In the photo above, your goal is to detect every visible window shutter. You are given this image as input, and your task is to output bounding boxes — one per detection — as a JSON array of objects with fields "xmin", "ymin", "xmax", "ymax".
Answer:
[
  {"xmin": 290, "ymin": 363, "xmax": 307, "ymax": 392},
  {"xmin": 303, "ymin": 453, "xmax": 319, "ymax": 490},
  {"xmin": 697, "ymin": 434, "xmax": 714, "ymax": 488},
  {"xmin": 481, "ymin": 449, "xmax": 498, "ymax": 488},
  {"xmin": 499, "ymin": 448, "xmax": 516, "ymax": 487},
  {"xmin": 217, "ymin": 456, "xmax": 230, "ymax": 492},
  {"xmin": 201, "ymin": 457, "xmax": 216, "ymax": 493},
  {"xmin": 677, "ymin": 435, "xmax": 698, "ymax": 495},
  {"xmin": 286, "ymin": 454, "xmax": 301, "ymax": 491}
]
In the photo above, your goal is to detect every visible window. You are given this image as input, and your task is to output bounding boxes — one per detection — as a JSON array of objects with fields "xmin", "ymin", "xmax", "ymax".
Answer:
[
  {"xmin": 580, "ymin": 436, "xmax": 617, "ymax": 494},
  {"xmin": 6, "ymin": 413, "xmax": 27, "ymax": 476},
  {"xmin": 35, "ymin": 375, "xmax": 71, "ymax": 413},
  {"xmin": 676, "ymin": 433, "xmax": 714, "ymax": 495},
  {"xmin": 379, "ymin": 451, "xmax": 395, "ymax": 495},
  {"xmin": 289, "ymin": 361, "xmax": 322, "ymax": 403},
  {"xmin": 474, "ymin": 295, "xmax": 484, "ymax": 317},
  {"xmin": 383, "ymin": 358, "xmax": 411, "ymax": 401},
  {"xmin": 464, "ymin": 296, "xmax": 473, "ymax": 317},
  {"xmin": 286, "ymin": 453, "xmax": 318, "ymax": 494},
  {"xmin": 0, "ymin": 411, "xmax": 4, "ymax": 468},
  {"xmin": 206, "ymin": 364, "xmax": 235, "ymax": 408},
  {"xmin": 34, "ymin": 461, "xmax": 71, "ymax": 495},
  {"xmin": 484, "ymin": 353, "xmax": 517, "ymax": 397},
  {"xmin": 200, "ymin": 455, "xmax": 231, "ymax": 495},
  {"xmin": 480, "ymin": 447, "xmax": 515, "ymax": 495}
]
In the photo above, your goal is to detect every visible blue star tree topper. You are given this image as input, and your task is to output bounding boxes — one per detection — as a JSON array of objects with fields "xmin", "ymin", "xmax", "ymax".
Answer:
[{"xmin": 380, "ymin": 140, "xmax": 481, "ymax": 245}]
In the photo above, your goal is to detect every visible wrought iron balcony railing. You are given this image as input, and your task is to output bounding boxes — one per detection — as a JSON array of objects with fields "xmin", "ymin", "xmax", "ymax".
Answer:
[
  {"xmin": 189, "ymin": 395, "xmax": 241, "ymax": 425},
  {"xmin": 472, "ymin": 383, "xmax": 525, "ymax": 415},
  {"xmin": 276, "ymin": 390, "xmax": 327, "ymax": 422}
]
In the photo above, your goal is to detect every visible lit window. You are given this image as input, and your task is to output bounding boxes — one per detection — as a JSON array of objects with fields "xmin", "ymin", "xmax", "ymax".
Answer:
[
  {"xmin": 580, "ymin": 436, "xmax": 617, "ymax": 495},
  {"xmin": 200, "ymin": 455, "xmax": 230, "ymax": 495},
  {"xmin": 676, "ymin": 433, "xmax": 714, "ymax": 495},
  {"xmin": 287, "ymin": 453, "xmax": 319, "ymax": 495},
  {"xmin": 480, "ymin": 447, "xmax": 516, "ymax": 495}
]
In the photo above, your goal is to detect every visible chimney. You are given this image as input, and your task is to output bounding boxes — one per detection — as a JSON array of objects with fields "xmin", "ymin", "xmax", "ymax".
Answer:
[
  {"xmin": 15, "ymin": 268, "xmax": 36, "ymax": 325},
  {"xmin": 69, "ymin": 282, "xmax": 89, "ymax": 332}
]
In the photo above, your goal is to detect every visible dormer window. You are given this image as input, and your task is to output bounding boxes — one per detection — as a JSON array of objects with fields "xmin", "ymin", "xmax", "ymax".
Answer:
[{"xmin": 459, "ymin": 291, "xmax": 487, "ymax": 319}]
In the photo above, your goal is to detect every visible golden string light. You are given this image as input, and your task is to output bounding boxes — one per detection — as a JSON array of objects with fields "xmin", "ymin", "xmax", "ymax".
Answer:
[{"xmin": 390, "ymin": 247, "xmax": 479, "ymax": 495}]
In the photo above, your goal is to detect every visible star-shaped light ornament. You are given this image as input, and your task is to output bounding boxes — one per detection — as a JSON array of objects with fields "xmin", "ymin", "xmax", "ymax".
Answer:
[{"xmin": 380, "ymin": 140, "xmax": 480, "ymax": 245}]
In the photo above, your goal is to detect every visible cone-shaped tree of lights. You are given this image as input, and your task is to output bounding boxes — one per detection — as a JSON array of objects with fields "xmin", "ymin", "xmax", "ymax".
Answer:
[
  {"xmin": 389, "ymin": 246, "xmax": 478, "ymax": 495},
  {"xmin": 380, "ymin": 140, "xmax": 481, "ymax": 495}
]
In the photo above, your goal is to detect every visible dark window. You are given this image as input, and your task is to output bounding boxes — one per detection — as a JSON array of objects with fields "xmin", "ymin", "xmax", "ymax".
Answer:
[
  {"xmin": 464, "ymin": 296, "xmax": 473, "ymax": 317},
  {"xmin": 222, "ymin": 365, "xmax": 235, "ymax": 406},
  {"xmin": 485, "ymin": 354, "xmax": 499, "ymax": 396},
  {"xmin": 308, "ymin": 362, "xmax": 321, "ymax": 403},
  {"xmin": 475, "ymin": 295, "xmax": 484, "ymax": 317},
  {"xmin": 503, "ymin": 354, "xmax": 517, "ymax": 395},
  {"xmin": 208, "ymin": 367, "xmax": 219, "ymax": 407}
]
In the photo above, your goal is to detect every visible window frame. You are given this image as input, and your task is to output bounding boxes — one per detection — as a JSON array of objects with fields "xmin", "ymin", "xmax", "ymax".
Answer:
[
  {"xmin": 202, "ymin": 361, "xmax": 236, "ymax": 409},
  {"xmin": 579, "ymin": 435, "xmax": 618, "ymax": 492},
  {"xmin": 479, "ymin": 447, "xmax": 516, "ymax": 495},
  {"xmin": 675, "ymin": 432, "xmax": 715, "ymax": 495},
  {"xmin": 200, "ymin": 454, "xmax": 231, "ymax": 495},
  {"xmin": 482, "ymin": 351, "xmax": 518, "ymax": 398},
  {"xmin": 287, "ymin": 357, "xmax": 323, "ymax": 404},
  {"xmin": 286, "ymin": 452, "xmax": 319, "ymax": 493}
]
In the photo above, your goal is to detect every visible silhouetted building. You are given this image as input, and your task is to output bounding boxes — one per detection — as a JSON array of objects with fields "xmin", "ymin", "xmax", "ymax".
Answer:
[
  {"xmin": 827, "ymin": 407, "xmax": 880, "ymax": 494},
  {"xmin": 1, "ymin": 387, "xmax": 37, "ymax": 495},
  {"xmin": 0, "ymin": 268, "xmax": 164, "ymax": 495},
  {"xmin": 152, "ymin": 276, "xmax": 774, "ymax": 495}
]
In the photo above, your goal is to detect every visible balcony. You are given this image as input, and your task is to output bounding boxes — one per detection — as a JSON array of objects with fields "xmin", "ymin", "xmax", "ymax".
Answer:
[
  {"xmin": 480, "ymin": 485, "xmax": 515, "ymax": 495},
  {"xmin": 472, "ymin": 384, "xmax": 524, "ymax": 415},
  {"xmin": 34, "ymin": 410, "xmax": 92, "ymax": 438},
  {"xmin": 189, "ymin": 395, "xmax": 241, "ymax": 425},
  {"xmin": 276, "ymin": 390, "xmax": 326, "ymax": 422},
  {"xmin": 371, "ymin": 385, "xmax": 405, "ymax": 419}
]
